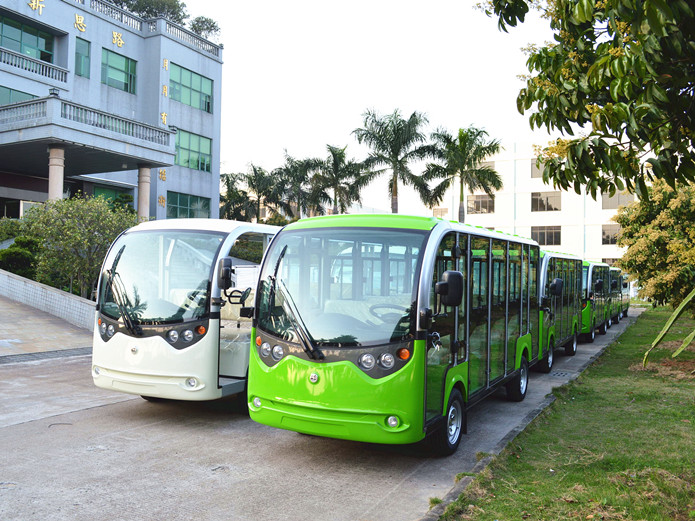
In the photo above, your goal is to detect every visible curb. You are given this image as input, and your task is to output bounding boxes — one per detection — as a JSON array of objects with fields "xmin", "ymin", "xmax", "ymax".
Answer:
[
  {"xmin": 418, "ymin": 307, "xmax": 646, "ymax": 521},
  {"xmin": 0, "ymin": 346, "xmax": 92, "ymax": 365}
]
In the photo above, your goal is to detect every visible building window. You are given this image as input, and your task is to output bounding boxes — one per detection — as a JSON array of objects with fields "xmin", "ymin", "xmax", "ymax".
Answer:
[
  {"xmin": 467, "ymin": 194, "xmax": 495, "ymax": 214},
  {"xmin": 602, "ymin": 224, "xmax": 620, "ymax": 245},
  {"xmin": 0, "ymin": 86, "xmax": 36, "ymax": 106},
  {"xmin": 602, "ymin": 258, "xmax": 619, "ymax": 266},
  {"xmin": 531, "ymin": 191, "xmax": 562, "ymax": 211},
  {"xmin": 167, "ymin": 191, "xmax": 211, "ymax": 218},
  {"xmin": 432, "ymin": 207, "xmax": 448, "ymax": 219},
  {"xmin": 602, "ymin": 192, "xmax": 634, "ymax": 209},
  {"xmin": 176, "ymin": 130, "xmax": 212, "ymax": 172},
  {"xmin": 101, "ymin": 49, "xmax": 137, "ymax": 94},
  {"xmin": 75, "ymin": 38, "xmax": 90, "ymax": 78},
  {"xmin": 0, "ymin": 16, "xmax": 54, "ymax": 62},
  {"xmin": 170, "ymin": 63, "xmax": 213, "ymax": 113},
  {"xmin": 531, "ymin": 159, "xmax": 543, "ymax": 178},
  {"xmin": 531, "ymin": 226, "xmax": 561, "ymax": 246}
]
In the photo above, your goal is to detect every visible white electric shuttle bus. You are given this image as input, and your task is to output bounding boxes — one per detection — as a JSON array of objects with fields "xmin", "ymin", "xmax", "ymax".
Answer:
[{"xmin": 92, "ymin": 219, "xmax": 277, "ymax": 401}]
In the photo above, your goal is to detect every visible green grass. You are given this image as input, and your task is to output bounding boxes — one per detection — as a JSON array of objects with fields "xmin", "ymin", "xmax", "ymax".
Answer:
[{"xmin": 442, "ymin": 307, "xmax": 695, "ymax": 521}]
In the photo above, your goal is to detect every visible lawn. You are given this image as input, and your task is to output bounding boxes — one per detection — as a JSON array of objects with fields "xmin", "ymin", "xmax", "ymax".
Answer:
[{"xmin": 441, "ymin": 306, "xmax": 695, "ymax": 521}]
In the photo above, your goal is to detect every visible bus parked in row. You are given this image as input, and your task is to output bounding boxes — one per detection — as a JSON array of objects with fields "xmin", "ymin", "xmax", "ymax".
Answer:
[
  {"xmin": 245, "ymin": 214, "xmax": 547, "ymax": 455},
  {"xmin": 609, "ymin": 266, "xmax": 630, "ymax": 323},
  {"xmin": 536, "ymin": 251, "xmax": 583, "ymax": 372},
  {"xmin": 92, "ymin": 219, "xmax": 277, "ymax": 401},
  {"xmin": 580, "ymin": 260, "xmax": 611, "ymax": 342}
]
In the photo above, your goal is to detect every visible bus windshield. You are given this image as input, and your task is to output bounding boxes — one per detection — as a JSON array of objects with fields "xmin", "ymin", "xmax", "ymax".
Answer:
[
  {"xmin": 99, "ymin": 230, "xmax": 225, "ymax": 324},
  {"xmin": 257, "ymin": 227, "xmax": 428, "ymax": 347}
]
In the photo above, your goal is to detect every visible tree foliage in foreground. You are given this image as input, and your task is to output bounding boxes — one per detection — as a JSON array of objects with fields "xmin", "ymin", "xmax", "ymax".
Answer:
[
  {"xmin": 483, "ymin": 0, "xmax": 695, "ymax": 198},
  {"xmin": 111, "ymin": 0, "xmax": 188, "ymax": 24},
  {"xmin": 615, "ymin": 178, "xmax": 695, "ymax": 311},
  {"xmin": 22, "ymin": 195, "xmax": 139, "ymax": 299}
]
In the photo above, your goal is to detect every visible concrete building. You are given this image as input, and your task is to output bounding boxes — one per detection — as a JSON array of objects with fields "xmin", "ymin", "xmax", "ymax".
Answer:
[
  {"xmin": 432, "ymin": 143, "xmax": 637, "ymax": 264},
  {"xmin": 0, "ymin": 0, "xmax": 222, "ymax": 219}
]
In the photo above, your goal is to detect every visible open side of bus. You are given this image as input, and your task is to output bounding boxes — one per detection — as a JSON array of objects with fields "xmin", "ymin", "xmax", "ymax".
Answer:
[
  {"xmin": 246, "ymin": 215, "xmax": 542, "ymax": 455},
  {"xmin": 536, "ymin": 251, "xmax": 583, "ymax": 373},
  {"xmin": 92, "ymin": 219, "xmax": 277, "ymax": 401},
  {"xmin": 580, "ymin": 261, "xmax": 611, "ymax": 341},
  {"xmin": 608, "ymin": 267, "xmax": 630, "ymax": 323}
]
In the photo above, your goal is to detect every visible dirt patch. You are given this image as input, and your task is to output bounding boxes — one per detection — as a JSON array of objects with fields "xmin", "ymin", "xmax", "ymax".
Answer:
[{"xmin": 630, "ymin": 360, "xmax": 695, "ymax": 380}]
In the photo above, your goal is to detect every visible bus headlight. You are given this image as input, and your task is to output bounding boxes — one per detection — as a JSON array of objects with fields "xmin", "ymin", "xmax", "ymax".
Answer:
[
  {"xmin": 359, "ymin": 353, "xmax": 376, "ymax": 370},
  {"xmin": 167, "ymin": 330, "xmax": 179, "ymax": 343},
  {"xmin": 271, "ymin": 345, "xmax": 284, "ymax": 361},
  {"xmin": 379, "ymin": 353, "xmax": 395, "ymax": 369},
  {"xmin": 260, "ymin": 342, "xmax": 271, "ymax": 357},
  {"xmin": 252, "ymin": 397, "xmax": 262, "ymax": 408},
  {"xmin": 99, "ymin": 322, "xmax": 107, "ymax": 336},
  {"xmin": 106, "ymin": 324, "xmax": 115, "ymax": 337},
  {"xmin": 185, "ymin": 377, "xmax": 197, "ymax": 388},
  {"xmin": 387, "ymin": 415, "xmax": 399, "ymax": 428},
  {"xmin": 182, "ymin": 329, "xmax": 194, "ymax": 342}
]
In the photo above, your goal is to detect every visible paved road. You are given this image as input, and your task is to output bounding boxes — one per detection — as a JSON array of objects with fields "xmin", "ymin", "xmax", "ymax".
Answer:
[{"xmin": 0, "ymin": 304, "xmax": 644, "ymax": 521}]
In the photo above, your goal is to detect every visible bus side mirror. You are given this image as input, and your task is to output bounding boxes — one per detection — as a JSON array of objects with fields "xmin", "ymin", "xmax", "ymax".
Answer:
[
  {"xmin": 436, "ymin": 270, "xmax": 463, "ymax": 307},
  {"xmin": 595, "ymin": 279, "xmax": 604, "ymax": 292},
  {"xmin": 549, "ymin": 278, "xmax": 563, "ymax": 296},
  {"xmin": 611, "ymin": 280, "xmax": 618, "ymax": 290},
  {"xmin": 623, "ymin": 281, "xmax": 628, "ymax": 289},
  {"xmin": 240, "ymin": 307, "xmax": 254, "ymax": 318},
  {"xmin": 217, "ymin": 257, "xmax": 233, "ymax": 291}
]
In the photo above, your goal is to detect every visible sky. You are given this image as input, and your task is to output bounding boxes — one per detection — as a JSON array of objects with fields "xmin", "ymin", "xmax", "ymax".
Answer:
[{"xmin": 185, "ymin": 0, "xmax": 556, "ymax": 214}]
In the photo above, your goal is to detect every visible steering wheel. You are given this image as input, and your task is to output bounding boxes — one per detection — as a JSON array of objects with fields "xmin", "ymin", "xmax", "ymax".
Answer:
[
  {"xmin": 238, "ymin": 287, "xmax": 252, "ymax": 305},
  {"xmin": 369, "ymin": 304, "xmax": 408, "ymax": 321}
]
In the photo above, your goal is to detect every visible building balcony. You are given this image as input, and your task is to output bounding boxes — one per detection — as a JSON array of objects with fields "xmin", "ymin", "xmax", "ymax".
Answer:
[
  {"xmin": 0, "ymin": 94, "xmax": 175, "ymax": 177},
  {"xmin": 0, "ymin": 47, "xmax": 69, "ymax": 83}
]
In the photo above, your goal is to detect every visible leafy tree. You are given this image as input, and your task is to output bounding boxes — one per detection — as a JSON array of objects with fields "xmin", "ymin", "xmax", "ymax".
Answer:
[
  {"xmin": 273, "ymin": 153, "xmax": 325, "ymax": 218},
  {"xmin": 111, "ymin": 193, "xmax": 136, "ymax": 214},
  {"xmin": 426, "ymin": 127, "xmax": 503, "ymax": 223},
  {"xmin": 220, "ymin": 173, "xmax": 254, "ymax": 221},
  {"xmin": 353, "ymin": 109, "xmax": 436, "ymax": 213},
  {"xmin": 243, "ymin": 165, "xmax": 290, "ymax": 222},
  {"xmin": 0, "ymin": 236, "xmax": 40, "ymax": 279},
  {"xmin": 22, "ymin": 194, "xmax": 138, "ymax": 299},
  {"xmin": 482, "ymin": 0, "xmax": 695, "ymax": 198},
  {"xmin": 0, "ymin": 217, "xmax": 21, "ymax": 242},
  {"xmin": 189, "ymin": 16, "xmax": 220, "ymax": 39},
  {"xmin": 615, "ymin": 178, "xmax": 695, "ymax": 310},
  {"xmin": 110, "ymin": 0, "xmax": 188, "ymax": 24},
  {"xmin": 313, "ymin": 145, "xmax": 373, "ymax": 215}
]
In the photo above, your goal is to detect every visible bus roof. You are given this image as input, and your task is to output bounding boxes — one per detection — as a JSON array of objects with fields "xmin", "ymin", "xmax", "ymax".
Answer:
[
  {"xmin": 284, "ymin": 214, "xmax": 537, "ymax": 245},
  {"xmin": 125, "ymin": 219, "xmax": 279, "ymax": 235},
  {"xmin": 540, "ymin": 249, "xmax": 583, "ymax": 261}
]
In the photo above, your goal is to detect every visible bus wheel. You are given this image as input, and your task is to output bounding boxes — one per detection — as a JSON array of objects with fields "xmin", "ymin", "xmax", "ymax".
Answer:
[
  {"xmin": 565, "ymin": 330, "xmax": 578, "ymax": 356},
  {"xmin": 599, "ymin": 320, "xmax": 607, "ymax": 335},
  {"xmin": 538, "ymin": 339, "xmax": 554, "ymax": 373},
  {"xmin": 607, "ymin": 316, "xmax": 613, "ymax": 328},
  {"xmin": 507, "ymin": 356, "xmax": 528, "ymax": 402},
  {"xmin": 589, "ymin": 322, "xmax": 596, "ymax": 342},
  {"xmin": 428, "ymin": 389, "xmax": 464, "ymax": 456},
  {"xmin": 615, "ymin": 311, "xmax": 621, "ymax": 323}
]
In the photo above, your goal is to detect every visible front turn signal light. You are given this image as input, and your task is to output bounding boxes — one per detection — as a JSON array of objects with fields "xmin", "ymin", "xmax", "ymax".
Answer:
[{"xmin": 397, "ymin": 348, "xmax": 411, "ymax": 361}]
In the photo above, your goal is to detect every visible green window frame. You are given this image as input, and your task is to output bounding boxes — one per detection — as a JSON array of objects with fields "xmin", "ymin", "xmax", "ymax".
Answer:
[
  {"xmin": 166, "ymin": 191, "xmax": 211, "ymax": 218},
  {"xmin": 101, "ymin": 48, "xmax": 137, "ymax": 94},
  {"xmin": 0, "ymin": 86, "xmax": 36, "ymax": 106},
  {"xmin": 175, "ymin": 130, "xmax": 212, "ymax": 172},
  {"xmin": 75, "ymin": 38, "xmax": 90, "ymax": 78},
  {"xmin": 170, "ymin": 63, "xmax": 213, "ymax": 113},
  {"xmin": 0, "ymin": 16, "xmax": 54, "ymax": 63}
]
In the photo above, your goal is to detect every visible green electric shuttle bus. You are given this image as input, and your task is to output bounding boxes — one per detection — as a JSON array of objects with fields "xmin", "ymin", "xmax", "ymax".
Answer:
[
  {"xmin": 245, "ymin": 214, "xmax": 543, "ymax": 455},
  {"xmin": 536, "ymin": 251, "xmax": 583, "ymax": 372},
  {"xmin": 580, "ymin": 260, "xmax": 611, "ymax": 342}
]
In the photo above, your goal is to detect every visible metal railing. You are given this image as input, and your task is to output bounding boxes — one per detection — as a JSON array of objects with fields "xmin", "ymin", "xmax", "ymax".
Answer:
[
  {"xmin": 163, "ymin": 21, "xmax": 221, "ymax": 57},
  {"xmin": 0, "ymin": 48, "xmax": 68, "ymax": 82},
  {"xmin": 74, "ymin": 0, "xmax": 142, "ymax": 30},
  {"xmin": 0, "ymin": 99, "xmax": 47, "ymax": 125}
]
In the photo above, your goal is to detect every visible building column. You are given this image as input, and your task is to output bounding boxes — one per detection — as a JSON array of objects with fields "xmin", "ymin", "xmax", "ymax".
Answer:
[
  {"xmin": 47, "ymin": 147, "xmax": 65, "ymax": 200},
  {"xmin": 137, "ymin": 166, "xmax": 151, "ymax": 220}
]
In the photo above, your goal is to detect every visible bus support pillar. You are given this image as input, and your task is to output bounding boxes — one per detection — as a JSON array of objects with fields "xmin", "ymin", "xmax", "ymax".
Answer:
[{"xmin": 137, "ymin": 166, "xmax": 151, "ymax": 219}]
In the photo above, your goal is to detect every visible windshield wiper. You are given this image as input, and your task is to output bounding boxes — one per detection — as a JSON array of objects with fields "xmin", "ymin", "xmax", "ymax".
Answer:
[
  {"xmin": 106, "ymin": 268, "xmax": 142, "ymax": 336},
  {"xmin": 278, "ymin": 280, "xmax": 324, "ymax": 360}
]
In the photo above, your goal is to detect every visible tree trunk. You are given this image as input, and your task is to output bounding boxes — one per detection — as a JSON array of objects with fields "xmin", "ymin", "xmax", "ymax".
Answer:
[
  {"xmin": 458, "ymin": 178, "xmax": 466, "ymax": 223},
  {"xmin": 391, "ymin": 175, "xmax": 398, "ymax": 214}
]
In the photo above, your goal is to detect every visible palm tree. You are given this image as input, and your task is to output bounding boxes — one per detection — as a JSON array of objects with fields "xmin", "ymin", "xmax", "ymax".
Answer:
[
  {"xmin": 243, "ymin": 164, "xmax": 289, "ymax": 222},
  {"xmin": 273, "ymin": 153, "xmax": 324, "ymax": 218},
  {"xmin": 426, "ymin": 126, "xmax": 503, "ymax": 223},
  {"xmin": 313, "ymin": 145, "xmax": 373, "ymax": 214},
  {"xmin": 219, "ymin": 173, "xmax": 254, "ymax": 221},
  {"xmin": 352, "ymin": 109, "xmax": 436, "ymax": 213}
]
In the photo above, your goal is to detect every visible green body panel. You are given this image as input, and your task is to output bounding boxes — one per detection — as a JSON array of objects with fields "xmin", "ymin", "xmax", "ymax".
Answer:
[
  {"xmin": 581, "ymin": 302, "xmax": 594, "ymax": 334},
  {"xmin": 539, "ymin": 309, "xmax": 550, "ymax": 358},
  {"xmin": 284, "ymin": 213, "xmax": 441, "ymax": 231},
  {"xmin": 442, "ymin": 361, "xmax": 468, "ymax": 408},
  {"xmin": 248, "ymin": 335, "xmax": 427, "ymax": 445},
  {"xmin": 515, "ymin": 332, "xmax": 532, "ymax": 369}
]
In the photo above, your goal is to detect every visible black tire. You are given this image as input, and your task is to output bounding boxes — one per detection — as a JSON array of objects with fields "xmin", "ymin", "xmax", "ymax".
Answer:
[
  {"xmin": 599, "ymin": 319, "xmax": 607, "ymax": 335},
  {"xmin": 564, "ymin": 329, "xmax": 578, "ymax": 356},
  {"xmin": 427, "ymin": 389, "xmax": 465, "ymax": 456},
  {"xmin": 607, "ymin": 315, "xmax": 613, "ymax": 328},
  {"xmin": 615, "ymin": 310, "xmax": 621, "ymax": 323},
  {"xmin": 588, "ymin": 321, "xmax": 596, "ymax": 342},
  {"xmin": 506, "ymin": 355, "xmax": 529, "ymax": 402},
  {"xmin": 623, "ymin": 307, "xmax": 628, "ymax": 317},
  {"xmin": 537, "ymin": 338, "xmax": 554, "ymax": 373}
]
